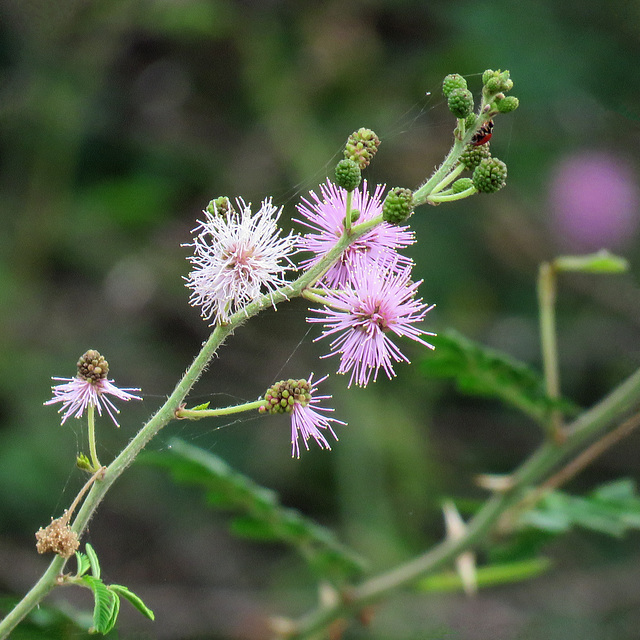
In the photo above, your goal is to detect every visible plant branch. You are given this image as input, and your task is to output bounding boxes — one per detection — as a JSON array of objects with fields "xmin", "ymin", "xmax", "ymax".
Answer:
[
  {"xmin": 284, "ymin": 365, "xmax": 640, "ymax": 639},
  {"xmin": 0, "ymin": 212, "xmax": 379, "ymax": 639},
  {"xmin": 538, "ymin": 261, "xmax": 563, "ymax": 439}
]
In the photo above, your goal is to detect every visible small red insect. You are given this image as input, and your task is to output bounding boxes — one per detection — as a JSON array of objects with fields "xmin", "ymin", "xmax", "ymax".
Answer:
[{"xmin": 471, "ymin": 120, "xmax": 494, "ymax": 146}]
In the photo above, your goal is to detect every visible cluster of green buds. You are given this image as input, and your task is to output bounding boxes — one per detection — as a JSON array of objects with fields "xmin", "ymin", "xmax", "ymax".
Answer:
[
  {"xmin": 334, "ymin": 127, "xmax": 380, "ymax": 193},
  {"xmin": 77, "ymin": 350, "xmax": 109, "ymax": 384},
  {"xmin": 258, "ymin": 379, "xmax": 311, "ymax": 415},
  {"xmin": 439, "ymin": 70, "xmax": 516, "ymax": 195},
  {"xmin": 442, "ymin": 73, "xmax": 474, "ymax": 119},
  {"xmin": 382, "ymin": 187, "xmax": 415, "ymax": 224},
  {"xmin": 206, "ymin": 196, "xmax": 234, "ymax": 217},
  {"xmin": 334, "ymin": 70, "xmax": 517, "ymax": 222},
  {"xmin": 482, "ymin": 69, "xmax": 519, "ymax": 114}
]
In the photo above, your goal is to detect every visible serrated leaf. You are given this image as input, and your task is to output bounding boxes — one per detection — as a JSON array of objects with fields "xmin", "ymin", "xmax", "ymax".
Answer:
[
  {"xmin": 143, "ymin": 439, "xmax": 366, "ymax": 582},
  {"xmin": 421, "ymin": 329, "xmax": 579, "ymax": 425},
  {"xmin": 109, "ymin": 584, "xmax": 155, "ymax": 621},
  {"xmin": 81, "ymin": 576, "xmax": 116, "ymax": 634},
  {"xmin": 74, "ymin": 552, "xmax": 91, "ymax": 578},
  {"xmin": 85, "ymin": 543, "xmax": 101, "ymax": 580}
]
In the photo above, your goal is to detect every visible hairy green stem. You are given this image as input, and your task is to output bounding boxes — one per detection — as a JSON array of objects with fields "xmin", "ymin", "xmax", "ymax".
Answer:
[
  {"xmin": 287, "ymin": 365, "xmax": 640, "ymax": 639},
  {"xmin": 428, "ymin": 186, "xmax": 476, "ymax": 203},
  {"xmin": 412, "ymin": 113, "xmax": 490, "ymax": 207},
  {"xmin": 87, "ymin": 405, "xmax": 100, "ymax": 472},
  {"xmin": 177, "ymin": 399, "xmax": 264, "ymax": 420},
  {"xmin": 429, "ymin": 163, "xmax": 465, "ymax": 196},
  {"xmin": 344, "ymin": 190, "xmax": 354, "ymax": 232}
]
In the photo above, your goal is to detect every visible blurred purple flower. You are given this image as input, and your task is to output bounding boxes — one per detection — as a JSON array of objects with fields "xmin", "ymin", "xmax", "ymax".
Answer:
[
  {"xmin": 549, "ymin": 152, "xmax": 639, "ymax": 251},
  {"xmin": 295, "ymin": 180, "xmax": 414, "ymax": 287}
]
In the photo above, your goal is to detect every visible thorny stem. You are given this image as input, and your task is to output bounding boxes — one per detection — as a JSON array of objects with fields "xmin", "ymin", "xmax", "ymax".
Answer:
[
  {"xmin": 284, "ymin": 365, "xmax": 640, "ymax": 639},
  {"xmin": 521, "ymin": 410, "xmax": 640, "ymax": 513}
]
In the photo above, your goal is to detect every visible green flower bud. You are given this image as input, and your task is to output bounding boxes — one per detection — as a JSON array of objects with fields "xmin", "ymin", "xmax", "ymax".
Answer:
[
  {"xmin": 485, "ymin": 76, "xmax": 502, "ymax": 95},
  {"xmin": 472, "ymin": 157, "xmax": 507, "ymax": 193},
  {"xmin": 382, "ymin": 187, "xmax": 415, "ymax": 224},
  {"xmin": 482, "ymin": 69, "xmax": 495, "ymax": 85},
  {"xmin": 344, "ymin": 127, "xmax": 380, "ymax": 170},
  {"xmin": 334, "ymin": 158, "xmax": 362, "ymax": 191},
  {"xmin": 76, "ymin": 454, "xmax": 93, "ymax": 472},
  {"xmin": 483, "ymin": 70, "xmax": 513, "ymax": 97},
  {"xmin": 442, "ymin": 73, "xmax": 467, "ymax": 98},
  {"xmin": 465, "ymin": 113, "xmax": 477, "ymax": 129},
  {"xmin": 459, "ymin": 142, "xmax": 491, "ymax": 171},
  {"xmin": 259, "ymin": 379, "xmax": 312, "ymax": 415},
  {"xmin": 496, "ymin": 95, "xmax": 519, "ymax": 113},
  {"xmin": 452, "ymin": 178, "xmax": 475, "ymax": 194},
  {"xmin": 447, "ymin": 88, "xmax": 474, "ymax": 118},
  {"xmin": 206, "ymin": 196, "xmax": 234, "ymax": 217},
  {"xmin": 77, "ymin": 350, "xmax": 108, "ymax": 383}
]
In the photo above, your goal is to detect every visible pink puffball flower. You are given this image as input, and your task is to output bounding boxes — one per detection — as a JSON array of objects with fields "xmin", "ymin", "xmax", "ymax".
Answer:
[
  {"xmin": 308, "ymin": 263, "xmax": 435, "ymax": 388},
  {"xmin": 295, "ymin": 180, "xmax": 414, "ymax": 287},
  {"xmin": 185, "ymin": 198, "xmax": 297, "ymax": 325},
  {"xmin": 549, "ymin": 152, "xmax": 640, "ymax": 251},
  {"xmin": 45, "ymin": 350, "xmax": 141, "ymax": 427},
  {"xmin": 259, "ymin": 374, "xmax": 345, "ymax": 458}
]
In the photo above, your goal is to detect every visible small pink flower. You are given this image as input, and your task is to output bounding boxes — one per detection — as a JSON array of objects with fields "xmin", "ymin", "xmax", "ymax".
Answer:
[
  {"xmin": 295, "ymin": 180, "xmax": 414, "ymax": 287},
  {"xmin": 259, "ymin": 375, "xmax": 345, "ymax": 458},
  {"xmin": 45, "ymin": 350, "xmax": 141, "ymax": 427},
  {"xmin": 185, "ymin": 198, "xmax": 296, "ymax": 325},
  {"xmin": 308, "ymin": 263, "xmax": 435, "ymax": 387}
]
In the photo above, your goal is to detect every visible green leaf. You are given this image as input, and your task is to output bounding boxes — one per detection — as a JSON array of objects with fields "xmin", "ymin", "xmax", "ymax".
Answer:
[
  {"xmin": 74, "ymin": 551, "xmax": 91, "ymax": 578},
  {"xmin": 143, "ymin": 439, "xmax": 366, "ymax": 582},
  {"xmin": 102, "ymin": 591, "xmax": 120, "ymax": 635},
  {"xmin": 521, "ymin": 479, "xmax": 640, "ymax": 537},
  {"xmin": 189, "ymin": 401, "xmax": 211, "ymax": 411},
  {"xmin": 230, "ymin": 515, "xmax": 279, "ymax": 540},
  {"xmin": 81, "ymin": 576, "xmax": 117, "ymax": 634},
  {"xmin": 85, "ymin": 543, "xmax": 101, "ymax": 580},
  {"xmin": 76, "ymin": 454, "xmax": 93, "ymax": 472},
  {"xmin": 109, "ymin": 584, "xmax": 155, "ymax": 621},
  {"xmin": 416, "ymin": 557, "xmax": 552, "ymax": 592},
  {"xmin": 420, "ymin": 329, "xmax": 579, "ymax": 425},
  {"xmin": 554, "ymin": 250, "xmax": 629, "ymax": 274}
]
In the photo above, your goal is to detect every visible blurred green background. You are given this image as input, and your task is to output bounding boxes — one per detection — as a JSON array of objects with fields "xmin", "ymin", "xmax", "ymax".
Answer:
[{"xmin": 2, "ymin": 0, "xmax": 640, "ymax": 638}]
